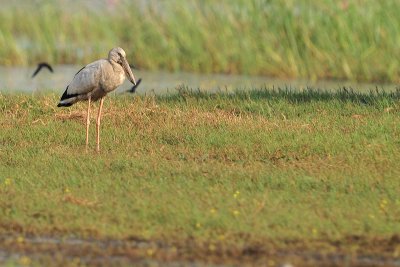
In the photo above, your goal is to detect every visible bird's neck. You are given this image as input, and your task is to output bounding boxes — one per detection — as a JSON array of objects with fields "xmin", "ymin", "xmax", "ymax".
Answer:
[{"xmin": 109, "ymin": 60, "xmax": 123, "ymax": 72}]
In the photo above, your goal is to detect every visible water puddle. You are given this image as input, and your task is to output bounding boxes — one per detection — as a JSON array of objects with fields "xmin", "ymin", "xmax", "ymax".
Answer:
[{"xmin": 0, "ymin": 66, "xmax": 396, "ymax": 95}]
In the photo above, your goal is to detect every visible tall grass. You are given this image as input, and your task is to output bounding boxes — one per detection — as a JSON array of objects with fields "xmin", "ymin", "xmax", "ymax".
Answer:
[{"xmin": 1, "ymin": 0, "xmax": 400, "ymax": 82}]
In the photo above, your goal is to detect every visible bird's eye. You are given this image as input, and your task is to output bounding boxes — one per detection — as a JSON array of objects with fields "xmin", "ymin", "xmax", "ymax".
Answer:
[{"xmin": 117, "ymin": 52, "xmax": 122, "ymax": 57}]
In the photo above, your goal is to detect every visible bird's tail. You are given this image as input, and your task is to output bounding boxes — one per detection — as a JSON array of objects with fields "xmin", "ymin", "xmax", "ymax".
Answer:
[
  {"xmin": 57, "ymin": 101, "xmax": 74, "ymax": 107},
  {"xmin": 57, "ymin": 86, "xmax": 78, "ymax": 107}
]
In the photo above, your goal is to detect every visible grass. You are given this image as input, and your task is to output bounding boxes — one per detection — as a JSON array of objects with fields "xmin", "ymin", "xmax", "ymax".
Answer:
[
  {"xmin": 1, "ymin": 0, "xmax": 400, "ymax": 82},
  {"xmin": 1, "ymin": 87, "xmax": 400, "ymax": 245}
]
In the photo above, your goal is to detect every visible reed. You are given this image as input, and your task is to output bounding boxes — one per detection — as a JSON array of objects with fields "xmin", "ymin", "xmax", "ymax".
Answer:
[{"xmin": 1, "ymin": 0, "xmax": 400, "ymax": 82}]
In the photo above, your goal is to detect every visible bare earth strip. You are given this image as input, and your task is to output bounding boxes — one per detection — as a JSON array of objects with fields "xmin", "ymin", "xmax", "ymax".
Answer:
[{"xmin": 1, "ymin": 231, "xmax": 400, "ymax": 267}]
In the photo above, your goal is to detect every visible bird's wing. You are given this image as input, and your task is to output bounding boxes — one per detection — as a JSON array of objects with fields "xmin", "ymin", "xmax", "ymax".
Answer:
[
  {"xmin": 127, "ymin": 78, "xmax": 142, "ymax": 93},
  {"xmin": 31, "ymin": 66, "xmax": 41, "ymax": 78},
  {"xmin": 41, "ymin": 62, "xmax": 54, "ymax": 73},
  {"xmin": 66, "ymin": 60, "xmax": 107, "ymax": 96},
  {"xmin": 31, "ymin": 62, "xmax": 54, "ymax": 78}
]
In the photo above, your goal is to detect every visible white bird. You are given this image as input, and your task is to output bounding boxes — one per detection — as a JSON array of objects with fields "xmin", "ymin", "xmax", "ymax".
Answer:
[{"xmin": 57, "ymin": 47, "xmax": 136, "ymax": 152}]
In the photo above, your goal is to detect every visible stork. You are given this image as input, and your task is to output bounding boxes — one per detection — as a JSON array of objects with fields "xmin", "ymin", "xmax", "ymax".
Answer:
[{"xmin": 57, "ymin": 47, "xmax": 136, "ymax": 152}]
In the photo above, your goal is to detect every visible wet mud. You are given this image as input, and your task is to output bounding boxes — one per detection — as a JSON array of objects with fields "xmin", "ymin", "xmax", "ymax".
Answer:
[{"xmin": 0, "ymin": 233, "xmax": 399, "ymax": 266}]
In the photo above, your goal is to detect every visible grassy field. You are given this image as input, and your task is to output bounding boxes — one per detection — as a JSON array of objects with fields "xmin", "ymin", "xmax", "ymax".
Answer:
[
  {"xmin": 2, "ymin": 0, "xmax": 400, "ymax": 82},
  {"xmin": 1, "ymin": 88, "xmax": 400, "ymax": 246}
]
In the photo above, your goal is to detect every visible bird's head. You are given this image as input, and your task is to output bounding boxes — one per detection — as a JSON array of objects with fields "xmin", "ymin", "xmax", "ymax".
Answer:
[{"xmin": 109, "ymin": 47, "xmax": 136, "ymax": 85}]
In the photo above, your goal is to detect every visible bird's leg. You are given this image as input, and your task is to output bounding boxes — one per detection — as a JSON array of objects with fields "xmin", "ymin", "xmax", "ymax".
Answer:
[
  {"xmin": 96, "ymin": 97, "xmax": 104, "ymax": 152},
  {"xmin": 86, "ymin": 96, "xmax": 91, "ymax": 152}
]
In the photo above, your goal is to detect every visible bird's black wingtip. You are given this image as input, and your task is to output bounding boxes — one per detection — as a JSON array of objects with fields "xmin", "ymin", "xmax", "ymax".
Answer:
[
  {"xmin": 57, "ymin": 86, "xmax": 76, "ymax": 107},
  {"xmin": 57, "ymin": 102, "xmax": 72, "ymax": 107}
]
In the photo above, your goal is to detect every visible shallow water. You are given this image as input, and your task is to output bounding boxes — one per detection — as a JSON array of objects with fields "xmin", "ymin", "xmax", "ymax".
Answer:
[{"xmin": 0, "ymin": 65, "xmax": 397, "ymax": 95}]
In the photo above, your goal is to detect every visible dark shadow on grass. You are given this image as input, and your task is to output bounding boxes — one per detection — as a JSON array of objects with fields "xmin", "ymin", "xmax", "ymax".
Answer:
[{"xmin": 159, "ymin": 85, "xmax": 400, "ymax": 107}]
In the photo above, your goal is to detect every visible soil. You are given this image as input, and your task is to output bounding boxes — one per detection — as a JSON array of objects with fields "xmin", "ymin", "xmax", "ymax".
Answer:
[{"xmin": 1, "ymin": 231, "xmax": 399, "ymax": 267}]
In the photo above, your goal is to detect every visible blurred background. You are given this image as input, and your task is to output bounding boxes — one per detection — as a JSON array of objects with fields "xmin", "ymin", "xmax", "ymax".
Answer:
[{"xmin": 1, "ymin": 0, "xmax": 400, "ymax": 91}]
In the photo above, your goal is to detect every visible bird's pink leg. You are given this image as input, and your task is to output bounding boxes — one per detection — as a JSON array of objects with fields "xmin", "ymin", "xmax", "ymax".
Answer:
[
  {"xmin": 86, "ymin": 96, "xmax": 91, "ymax": 152},
  {"xmin": 96, "ymin": 97, "xmax": 104, "ymax": 152}
]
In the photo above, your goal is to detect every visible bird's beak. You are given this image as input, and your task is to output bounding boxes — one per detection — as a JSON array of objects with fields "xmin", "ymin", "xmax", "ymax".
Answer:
[{"xmin": 122, "ymin": 58, "xmax": 136, "ymax": 85}]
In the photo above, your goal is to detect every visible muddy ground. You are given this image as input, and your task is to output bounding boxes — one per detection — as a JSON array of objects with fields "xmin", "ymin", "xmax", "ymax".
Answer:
[{"xmin": 1, "ymin": 229, "xmax": 399, "ymax": 267}]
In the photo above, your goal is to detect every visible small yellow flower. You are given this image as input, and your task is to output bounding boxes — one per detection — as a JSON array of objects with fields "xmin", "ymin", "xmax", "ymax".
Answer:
[
  {"xmin": 233, "ymin": 190, "xmax": 240, "ymax": 199},
  {"xmin": 4, "ymin": 178, "xmax": 11, "ymax": 186},
  {"xmin": 218, "ymin": 234, "xmax": 225, "ymax": 240},
  {"xmin": 233, "ymin": 210, "xmax": 240, "ymax": 216},
  {"xmin": 16, "ymin": 236, "xmax": 24, "ymax": 243},
  {"xmin": 196, "ymin": 223, "xmax": 202, "ymax": 228},
  {"xmin": 208, "ymin": 244, "xmax": 216, "ymax": 251},
  {"xmin": 146, "ymin": 248, "xmax": 154, "ymax": 256},
  {"xmin": 312, "ymin": 228, "xmax": 318, "ymax": 235},
  {"xmin": 64, "ymin": 188, "xmax": 70, "ymax": 193},
  {"xmin": 210, "ymin": 208, "xmax": 216, "ymax": 214},
  {"xmin": 380, "ymin": 200, "xmax": 388, "ymax": 210},
  {"xmin": 19, "ymin": 256, "xmax": 31, "ymax": 266},
  {"xmin": 170, "ymin": 246, "xmax": 177, "ymax": 253}
]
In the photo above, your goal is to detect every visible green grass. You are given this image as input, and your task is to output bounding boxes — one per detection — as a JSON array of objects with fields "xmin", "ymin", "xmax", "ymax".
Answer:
[
  {"xmin": 1, "ymin": 0, "xmax": 400, "ymax": 82},
  {"xmin": 1, "ymin": 88, "xmax": 400, "ymax": 244}
]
